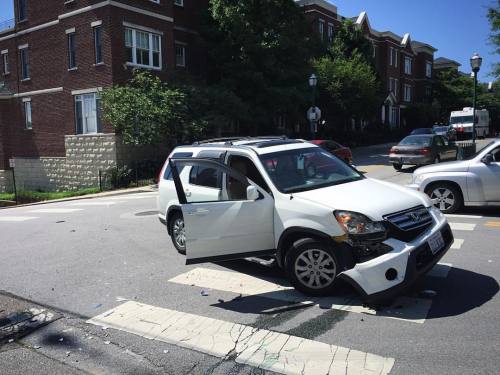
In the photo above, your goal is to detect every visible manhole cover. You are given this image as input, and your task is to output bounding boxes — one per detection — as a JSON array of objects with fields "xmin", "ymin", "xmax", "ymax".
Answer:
[{"xmin": 134, "ymin": 211, "xmax": 158, "ymax": 217}]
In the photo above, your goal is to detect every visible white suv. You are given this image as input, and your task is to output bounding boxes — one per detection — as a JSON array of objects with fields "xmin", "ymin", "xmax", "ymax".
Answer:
[{"xmin": 157, "ymin": 137, "xmax": 454, "ymax": 301}]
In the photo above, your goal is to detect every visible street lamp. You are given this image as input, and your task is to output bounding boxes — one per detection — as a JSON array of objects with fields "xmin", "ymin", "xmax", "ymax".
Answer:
[
  {"xmin": 308, "ymin": 74, "xmax": 318, "ymax": 139},
  {"xmin": 470, "ymin": 52, "xmax": 482, "ymax": 143}
]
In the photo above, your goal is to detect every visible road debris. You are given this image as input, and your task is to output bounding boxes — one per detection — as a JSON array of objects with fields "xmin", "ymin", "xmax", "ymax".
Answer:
[{"xmin": 200, "ymin": 290, "xmax": 209, "ymax": 296}]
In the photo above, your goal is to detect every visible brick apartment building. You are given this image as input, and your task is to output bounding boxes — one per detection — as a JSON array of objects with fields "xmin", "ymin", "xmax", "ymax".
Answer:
[
  {"xmin": 0, "ymin": 0, "xmax": 207, "ymax": 192},
  {"xmin": 0, "ymin": 0, "xmax": 451, "ymax": 193}
]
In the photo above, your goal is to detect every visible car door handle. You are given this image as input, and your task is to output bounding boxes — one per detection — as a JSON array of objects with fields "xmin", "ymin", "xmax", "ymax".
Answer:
[
  {"xmin": 184, "ymin": 190, "xmax": 192, "ymax": 197},
  {"xmin": 187, "ymin": 208, "xmax": 210, "ymax": 216}
]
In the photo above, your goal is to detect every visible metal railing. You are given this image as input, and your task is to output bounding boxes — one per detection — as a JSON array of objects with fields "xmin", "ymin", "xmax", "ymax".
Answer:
[
  {"xmin": 453, "ymin": 141, "xmax": 477, "ymax": 160},
  {"xmin": 0, "ymin": 18, "xmax": 14, "ymax": 33}
]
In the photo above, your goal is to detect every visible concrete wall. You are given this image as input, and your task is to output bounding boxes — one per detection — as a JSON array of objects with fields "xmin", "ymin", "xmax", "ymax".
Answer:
[{"xmin": 0, "ymin": 170, "xmax": 14, "ymax": 193}]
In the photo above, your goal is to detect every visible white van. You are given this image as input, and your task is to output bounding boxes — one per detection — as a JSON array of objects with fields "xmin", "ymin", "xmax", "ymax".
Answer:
[
  {"xmin": 157, "ymin": 137, "xmax": 454, "ymax": 301},
  {"xmin": 450, "ymin": 107, "xmax": 489, "ymax": 139}
]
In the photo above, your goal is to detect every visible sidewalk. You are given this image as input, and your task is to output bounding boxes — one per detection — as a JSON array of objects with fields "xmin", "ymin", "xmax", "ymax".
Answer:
[{"xmin": 0, "ymin": 185, "xmax": 157, "ymax": 209}]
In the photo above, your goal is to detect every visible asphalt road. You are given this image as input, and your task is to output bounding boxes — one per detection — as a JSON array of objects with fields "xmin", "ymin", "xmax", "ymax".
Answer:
[{"xmin": 1, "ymin": 142, "xmax": 499, "ymax": 375}]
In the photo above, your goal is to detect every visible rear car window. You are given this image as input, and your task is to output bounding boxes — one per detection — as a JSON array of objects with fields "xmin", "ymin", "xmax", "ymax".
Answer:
[
  {"xmin": 189, "ymin": 166, "xmax": 222, "ymax": 189},
  {"xmin": 164, "ymin": 152, "xmax": 193, "ymax": 180}
]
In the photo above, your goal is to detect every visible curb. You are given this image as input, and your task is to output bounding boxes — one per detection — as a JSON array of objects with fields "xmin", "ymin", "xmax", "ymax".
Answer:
[{"xmin": 0, "ymin": 185, "xmax": 158, "ymax": 209}]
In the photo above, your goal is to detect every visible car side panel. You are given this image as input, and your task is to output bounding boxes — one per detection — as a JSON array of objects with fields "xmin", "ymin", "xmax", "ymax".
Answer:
[{"xmin": 420, "ymin": 173, "xmax": 470, "ymax": 201}]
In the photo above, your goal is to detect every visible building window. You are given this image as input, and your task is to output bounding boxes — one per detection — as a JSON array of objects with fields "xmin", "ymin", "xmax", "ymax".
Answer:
[
  {"xmin": 425, "ymin": 86, "xmax": 432, "ymax": 97},
  {"xmin": 18, "ymin": 0, "xmax": 27, "ymax": 21},
  {"xmin": 24, "ymin": 100, "xmax": 32, "ymax": 129},
  {"xmin": 318, "ymin": 19, "xmax": 324, "ymax": 40},
  {"xmin": 94, "ymin": 26, "xmax": 103, "ymax": 64},
  {"xmin": 404, "ymin": 84, "xmax": 412, "ymax": 102},
  {"xmin": 327, "ymin": 23, "xmax": 334, "ymax": 43},
  {"xmin": 1, "ymin": 52, "xmax": 9, "ymax": 74},
  {"xmin": 389, "ymin": 47, "xmax": 398, "ymax": 67},
  {"xmin": 174, "ymin": 0, "xmax": 184, "ymax": 6},
  {"xmin": 175, "ymin": 44, "xmax": 185, "ymax": 67},
  {"xmin": 389, "ymin": 77, "xmax": 398, "ymax": 97},
  {"xmin": 390, "ymin": 107, "xmax": 398, "ymax": 126},
  {"xmin": 19, "ymin": 47, "xmax": 29, "ymax": 80},
  {"xmin": 426, "ymin": 61, "xmax": 432, "ymax": 78},
  {"xmin": 68, "ymin": 32, "xmax": 77, "ymax": 69},
  {"xmin": 75, "ymin": 93, "xmax": 102, "ymax": 134},
  {"xmin": 404, "ymin": 56, "xmax": 412, "ymax": 74},
  {"xmin": 125, "ymin": 27, "xmax": 161, "ymax": 69}
]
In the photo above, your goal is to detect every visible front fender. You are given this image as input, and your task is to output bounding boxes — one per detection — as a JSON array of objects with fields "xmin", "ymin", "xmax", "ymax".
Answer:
[{"xmin": 420, "ymin": 172, "xmax": 469, "ymax": 200}]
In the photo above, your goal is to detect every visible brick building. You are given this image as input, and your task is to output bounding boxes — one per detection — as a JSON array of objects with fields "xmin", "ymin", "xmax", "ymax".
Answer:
[
  {"xmin": 0, "ymin": 0, "xmax": 206, "ymax": 192},
  {"xmin": 0, "ymin": 0, "xmax": 454, "ymax": 192}
]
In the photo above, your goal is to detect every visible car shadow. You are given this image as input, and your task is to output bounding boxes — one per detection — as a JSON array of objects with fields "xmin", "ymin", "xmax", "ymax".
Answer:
[
  {"xmin": 213, "ymin": 260, "xmax": 498, "ymax": 321},
  {"xmin": 458, "ymin": 206, "xmax": 500, "ymax": 217}
]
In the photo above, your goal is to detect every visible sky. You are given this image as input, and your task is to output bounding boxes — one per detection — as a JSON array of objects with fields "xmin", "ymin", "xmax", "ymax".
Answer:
[{"xmin": 0, "ymin": 0, "xmax": 497, "ymax": 82}]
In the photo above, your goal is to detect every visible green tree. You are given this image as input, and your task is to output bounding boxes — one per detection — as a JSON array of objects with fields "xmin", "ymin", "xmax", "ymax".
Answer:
[
  {"xmin": 202, "ymin": 0, "xmax": 318, "ymax": 134},
  {"xmin": 101, "ymin": 71, "xmax": 186, "ymax": 145},
  {"xmin": 312, "ymin": 20, "xmax": 381, "ymax": 134},
  {"xmin": 432, "ymin": 68, "xmax": 474, "ymax": 122},
  {"xmin": 487, "ymin": 0, "xmax": 500, "ymax": 78}
]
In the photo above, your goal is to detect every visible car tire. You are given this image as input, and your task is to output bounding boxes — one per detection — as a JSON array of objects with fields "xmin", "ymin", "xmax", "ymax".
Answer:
[
  {"xmin": 393, "ymin": 163, "xmax": 402, "ymax": 171},
  {"xmin": 169, "ymin": 211, "xmax": 186, "ymax": 255},
  {"xmin": 425, "ymin": 183, "xmax": 463, "ymax": 214},
  {"xmin": 285, "ymin": 238, "xmax": 339, "ymax": 296}
]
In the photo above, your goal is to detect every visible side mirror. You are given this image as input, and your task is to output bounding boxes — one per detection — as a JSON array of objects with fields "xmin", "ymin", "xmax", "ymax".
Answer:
[
  {"xmin": 481, "ymin": 154, "xmax": 493, "ymax": 164},
  {"xmin": 246, "ymin": 185, "xmax": 260, "ymax": 201}
]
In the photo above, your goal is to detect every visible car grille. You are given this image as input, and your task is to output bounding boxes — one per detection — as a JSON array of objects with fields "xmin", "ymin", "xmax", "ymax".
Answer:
[{"xmin": 383, "ymin": 205, "xmax": 433, "ymax": 242}]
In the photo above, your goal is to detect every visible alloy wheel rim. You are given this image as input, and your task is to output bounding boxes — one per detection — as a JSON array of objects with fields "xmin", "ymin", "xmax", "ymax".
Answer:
[
  {"xmin": 430, "ymin": 188, "xmax": 455, "ymax": 211},
  {"xmin": 294, "ymin": 249, "xmax": 336, "ymax": 289},
  {"xmin": 173, "ymin": 218, "xmax": 186, "ymax": 248}
]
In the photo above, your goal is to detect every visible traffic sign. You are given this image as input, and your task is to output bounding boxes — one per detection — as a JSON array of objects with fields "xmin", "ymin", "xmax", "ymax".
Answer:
[
  {"xmin": 9, "ymin": 159, "xmax": 15, "ymax": 168},
  {"xmin": 307, "ymin": 106, "xmax": 321, "ymax": 122}
]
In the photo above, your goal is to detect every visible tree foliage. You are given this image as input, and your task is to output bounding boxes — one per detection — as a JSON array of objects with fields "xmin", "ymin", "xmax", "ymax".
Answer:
[{"xmin": 487, "ymin": 0, "xmax": 500, "ymax": 78}]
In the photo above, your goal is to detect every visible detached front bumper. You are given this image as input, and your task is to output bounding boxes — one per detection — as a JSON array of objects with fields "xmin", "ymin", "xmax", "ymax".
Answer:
[{"xmin": 339, "ymin": 210, "xmax": 453, "ymax": 302}]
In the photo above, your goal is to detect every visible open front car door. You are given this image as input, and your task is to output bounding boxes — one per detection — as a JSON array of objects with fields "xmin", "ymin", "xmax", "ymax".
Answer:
[{"xmin": 169, "ymin": 158, "xmax": 275, "ymax": 264}]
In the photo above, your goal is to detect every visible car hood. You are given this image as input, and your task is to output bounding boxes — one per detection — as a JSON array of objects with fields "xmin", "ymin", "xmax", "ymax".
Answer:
[
  {"xmin": 414, "ymin": 159, "xmax": 470, "ymax": 174},
  {"xmin": 293, "ymin": 178, "xmax": 429, "ymax": 221}
]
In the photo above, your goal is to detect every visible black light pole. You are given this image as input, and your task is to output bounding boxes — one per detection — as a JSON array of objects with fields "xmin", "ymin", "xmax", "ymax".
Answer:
[
  {"xmin": 308, "ymin": 74, "xmax": 317, "ymax": 139},
  {"xmin": 470, "ymin": 52, "xmax": 482, "ymax": 143}
]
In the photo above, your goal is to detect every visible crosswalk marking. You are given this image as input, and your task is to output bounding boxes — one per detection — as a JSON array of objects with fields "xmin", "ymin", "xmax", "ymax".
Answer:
[
  {"xmin": 451, "ymin": 239, "xmax": 464, "ymax": 250},
  {"xmin": 0, "ymin": 216, "xmax": 38, "ymax": 222},
  {"xmin": 88, "ymin": 301, "xmax": 395, "ymax": 375},
  {"xmin": 449, "ymin": 222, "xmax": 476, "ymax": 231},
  {"xmin": 68, "ymin": 201, "xmax": 118, "ymax": 206},
  {"xmin": 427, "ymin": 263, "xmax": 452, "ymax": 278},
  {"xmin": 169, "ymin": 268, "xmax": 434, "ymax": 324},
  {"xmin": 28, "ymin": 208, "xmax": 84, "ymax": 214},
  {"xmin": 445, "ymin": 214, "xmax": 482, "ymax": 219}
]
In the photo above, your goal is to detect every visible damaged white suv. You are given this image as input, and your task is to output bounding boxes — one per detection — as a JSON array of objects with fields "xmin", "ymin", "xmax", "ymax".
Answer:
[{"xmin": 158, "ymin": 137, "xmax": 453, "ymax": 301}]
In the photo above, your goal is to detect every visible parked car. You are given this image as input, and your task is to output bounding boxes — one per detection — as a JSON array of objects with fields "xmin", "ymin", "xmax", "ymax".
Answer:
[
  {"xmin": 310, "ymin": 140, "xmax": 353, "ymax": 164},
  {"xmin": 408, "ymin": 138, "xmax": 500, "ymax": 213},
  {"xmin": 157, "ymin": 137, "xmax": 453, "ymax": 301},
  {"xmin": 410, "ymin": 128, "xmax": 434, "ymax": 135},
  {"xmin": 432, "ymin": 125, "xmax": 456, "ymax": 141},
  {"xmin": 389, "ymin": 135, "xmax": 458, "ymax": 170}
]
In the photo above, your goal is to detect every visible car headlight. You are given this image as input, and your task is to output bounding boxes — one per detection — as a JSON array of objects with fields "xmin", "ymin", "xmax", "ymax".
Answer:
[
  {"xmin": 334, "ymin": 210, "xmax": 386, "ymax": 235},
  {"xmin": 413, "ymin": 174, "xmax": 425, "ymax": 185}
]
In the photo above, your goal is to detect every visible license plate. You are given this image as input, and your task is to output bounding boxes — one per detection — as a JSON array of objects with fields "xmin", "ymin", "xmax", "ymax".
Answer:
[{"xmin": 428, "ymin": 231, "xmax": 445, "ymax": 255}]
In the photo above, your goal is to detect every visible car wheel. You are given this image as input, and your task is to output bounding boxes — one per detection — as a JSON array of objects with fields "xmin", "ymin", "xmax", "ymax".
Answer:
[
  {"xmin": 169, "ymin": 211, "xmax": 186, "ymax": 254},
  {"xmin": 285, "ymin": 238, "xmax": 339, "ymax": 296},
  {"xmin": 393, "ymin": 163, "xmax": 403, "ymax": 171},
  {"xmin": 426, "ymin": 183, "xmax": 463, "ymax": 214}
]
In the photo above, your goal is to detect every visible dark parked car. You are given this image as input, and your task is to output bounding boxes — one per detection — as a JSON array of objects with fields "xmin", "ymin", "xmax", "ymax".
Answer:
[
  {"xmin": 410, "ymin": 128, "xmax": 434, "ymax": 135},
  {"xmin": 389, "ymin": 134, "xmax": 458, "ymax": 170},
  {"xmin": 310, "ymin": 140, "xmax": 353, "ymax": 164},
  {"xmin": 432, "ymin": 125, "xmax": 457, "ymax": 141}
]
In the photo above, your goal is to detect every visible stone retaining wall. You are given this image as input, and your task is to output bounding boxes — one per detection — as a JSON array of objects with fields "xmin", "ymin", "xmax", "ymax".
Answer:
[{"xmin": 0, "ymin": 170, "xmax": 14, "ymax": 193}]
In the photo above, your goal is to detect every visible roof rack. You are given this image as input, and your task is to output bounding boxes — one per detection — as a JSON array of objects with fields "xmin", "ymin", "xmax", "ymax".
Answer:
[{"xmin": 192, "ymin": 137, "xmax": 250, "ymax": 145}]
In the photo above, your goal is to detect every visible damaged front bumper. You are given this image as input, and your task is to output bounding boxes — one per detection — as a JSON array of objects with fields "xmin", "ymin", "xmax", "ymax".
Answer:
[{"xmin": 339, "ymin": 209, "xmax": 453, "ymax": 302}]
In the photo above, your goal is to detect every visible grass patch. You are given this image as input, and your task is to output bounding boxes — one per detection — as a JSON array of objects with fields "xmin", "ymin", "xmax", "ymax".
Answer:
[{"xmin": 0, "ymin": 188, "xmax": 101, "ymax": 203}]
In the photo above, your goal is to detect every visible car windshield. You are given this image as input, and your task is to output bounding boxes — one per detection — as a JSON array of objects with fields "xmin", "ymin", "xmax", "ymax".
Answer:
[
  {"xmin": 399, "ymin": 135, "xmax": 433, "ymax": 146},
  {"xmin": 450, "ymin": 115, "xmax": 473, "ymax": 124},
  {"xmin": 259, "ymin": 147, "xmax": 363, "ymax": 194},
  {"xmin": 433, "ymin": 127, "xmax": 449, "ymax": 132}
]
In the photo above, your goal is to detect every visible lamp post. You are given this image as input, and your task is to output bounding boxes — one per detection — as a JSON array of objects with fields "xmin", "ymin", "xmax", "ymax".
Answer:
[
  {"xmin": 470, "ymin": 52, "xmax": 482, "ymax": 143},
  {"xmin": 308, "ymin": 73, "xmax": 318, "ymax": 139}
]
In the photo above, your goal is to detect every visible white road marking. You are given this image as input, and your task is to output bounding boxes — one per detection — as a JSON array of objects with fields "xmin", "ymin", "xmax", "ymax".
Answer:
[
  {"xmin": 449, "ymin": 222, "xmax": 476, "ymax": 231},
  {"xmin": 88, "ymin": 301, "xmax": 395, "ymax": 375},
  {"xmin": 451, "ymin": 239, "xmax": 464, "ymax": 250},
  {"xmin": 169, "ymin": 268, "xmax": 432, "ymax": 324},
  {"xmin": 29, "ymin": 208, "xmax": 84, "ymax": 214},
  {"xmin": 445, "ymin": 214, "xmax": 482, "ymax": 219},
  {"xmin": 427, "ymin": 263, "xmax": 452, "ymax": 278},
  {"xmin": 108, "ymin": 194, "xmax": 157, "ymax": 200},
  {"xmin": 0, "ymin": 216, "xmax": 38, "ymax": 222},
  {"xmin": 68, "ymin": 201, "xmax": 118, "ymax": 206}
]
